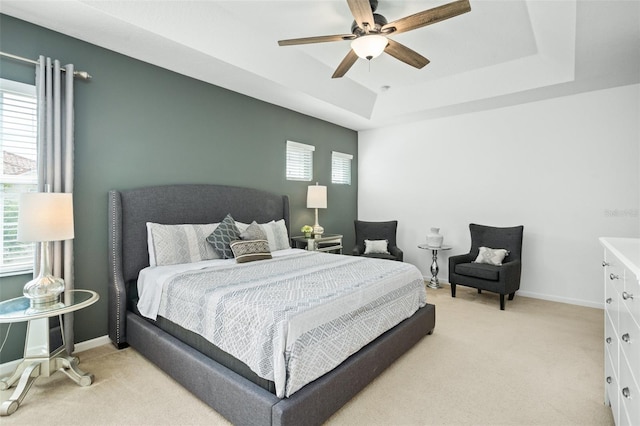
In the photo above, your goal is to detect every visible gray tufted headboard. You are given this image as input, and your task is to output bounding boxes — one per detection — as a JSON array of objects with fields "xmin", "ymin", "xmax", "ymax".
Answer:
[{"xmin": 108, "ymin": 184, "xmax": 290, "ymax": 347}]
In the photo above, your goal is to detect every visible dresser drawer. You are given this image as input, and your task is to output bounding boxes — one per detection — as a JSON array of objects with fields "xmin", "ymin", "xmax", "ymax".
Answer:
[
  {"xmin": 606, "ymin": 311, "xmax": 619, "ymax": 367},
  {"xmin": 619, "ymin": 305, "xmax": 640, "ymax": 382},
  {"xmin": 619, "ymin": 358, "xmax": 640, "ymax": 426},
  {"xmin": 622, "ymin": 273, "xmax": 640, "ymax": 329},
  {"xmin": 606, "ymin": 279, "xmax": 620, "ymax": 326},
  {"xmin": 607, "ymin": 262, "xmax": 626, "ymax": 305},
  {"xmin": 606, "ymin": 349, "xmax": 620, "ymax": 424}
]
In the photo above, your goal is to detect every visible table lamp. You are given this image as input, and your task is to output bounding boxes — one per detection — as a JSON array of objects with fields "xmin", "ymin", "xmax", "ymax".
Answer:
[
  {"xmin": 307, "ymin": 183, "xmax": 327, "ymax": 237},
  {"xmin": 17, "ymin": 192, "xmax": 74, "ymax": 309}
]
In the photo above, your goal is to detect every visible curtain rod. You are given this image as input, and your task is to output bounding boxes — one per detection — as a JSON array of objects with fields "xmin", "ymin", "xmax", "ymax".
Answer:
[{"xmin": 0, "ymin": 51, "xmax": 92, "ymax": 80}]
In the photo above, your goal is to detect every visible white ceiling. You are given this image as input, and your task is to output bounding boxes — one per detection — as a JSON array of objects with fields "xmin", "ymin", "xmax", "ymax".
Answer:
[{"xmin": 2, "ymin": 0, "xmax": 639, "ymax": 131}]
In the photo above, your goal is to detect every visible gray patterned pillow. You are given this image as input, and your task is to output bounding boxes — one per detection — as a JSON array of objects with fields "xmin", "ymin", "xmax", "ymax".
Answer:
[
  {"xmin": 206, "ymin": 214, "xmax": 241, "ymax": 259},
  {"xmin": 230, "ymin": 239, "xmax": 272, "ymax": 263},
  {"xmin": 240, "ymin": 221, "xmax": 267, "ymax": 241},
  {"xmin": 147, "ymin": 222, "xmax": 220, "ymax": 266},
  {"xmin": 260, "ymin": 219, "xmax": 290, "ymax": 251}
]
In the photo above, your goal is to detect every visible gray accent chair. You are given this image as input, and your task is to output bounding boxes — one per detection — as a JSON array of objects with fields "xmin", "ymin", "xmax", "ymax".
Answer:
[
  {"xmin": 352, "ymin": 220, "xmax": 403, "ymax": 261},
  {"xmin": 448, "ymin": 223, "xmax": 524, "ymax": 310}
]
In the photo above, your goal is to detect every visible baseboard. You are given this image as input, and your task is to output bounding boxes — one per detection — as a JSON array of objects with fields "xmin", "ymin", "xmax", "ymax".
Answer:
[
  {"xmin": 425, "ymin": 279, "xmax": 603, "ymax": 310},
  {"xmin": 0, "ymin": 334, "xmax": 110, "ymax": 377},
  {"xmin": 516, "ymin": 290, "xmax": 603, "ymax": 310},
  {"xmin": 74, "ymin": 334, "xmax": 111, "ymax": 353}
]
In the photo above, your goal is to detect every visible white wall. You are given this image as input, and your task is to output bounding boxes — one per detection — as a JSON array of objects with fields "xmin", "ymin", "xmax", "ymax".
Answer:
[{"xmin": 358, "ymin": 84, "xmax": 639, "ymax": 308}]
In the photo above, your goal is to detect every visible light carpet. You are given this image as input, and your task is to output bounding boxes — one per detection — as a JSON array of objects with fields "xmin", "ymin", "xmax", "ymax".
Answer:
[{"xmin": 2, "ymin": 284, "xmax": 614, "ymax": 425}]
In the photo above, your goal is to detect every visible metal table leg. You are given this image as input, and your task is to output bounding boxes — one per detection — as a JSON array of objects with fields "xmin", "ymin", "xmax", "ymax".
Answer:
[
  {"xmin": 0, "ymin": 316, "xmax": 93, "ymax": 416},
  {"xmin": 428, "ymin": 249, "xmax": 442, "ymax": 289}
]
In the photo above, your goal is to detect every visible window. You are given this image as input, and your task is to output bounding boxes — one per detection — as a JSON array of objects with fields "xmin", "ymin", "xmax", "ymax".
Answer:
[
  {"xmin": 331, "ymin": 151, "xmax": 353, "ymax": 185},
  {"xmin": 1, "ymin": 79, "xmax": 38, "ymax": 276},
  {"xmin": 286, "ymin": 140, "xmax": 314, "ymax": 181}
]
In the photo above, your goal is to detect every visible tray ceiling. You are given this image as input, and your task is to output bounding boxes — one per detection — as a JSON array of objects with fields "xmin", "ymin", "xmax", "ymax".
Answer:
[{"xmin": 2, "ymin": 0, "xmax": 638, "ymax": 130}]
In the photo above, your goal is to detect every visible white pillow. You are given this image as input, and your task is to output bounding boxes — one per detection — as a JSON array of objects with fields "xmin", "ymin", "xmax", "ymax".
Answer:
[
  {"xmin": 364, "ymin": 239, "xmax": 389, "ymax": 255},
  {"xmin": 147, "ymin": 222, "xmax": 220, "ymax": 266},
  {"xmin": 474, "ymin": 246, "xmax": 509, "ymax": 266},
  {"xmin": 235, "ymin": 221, "xmax": 250, "ymax": 232},
  {"xmin": 259, "ymin": 219, "xmax": 291, "ymax": 251}
]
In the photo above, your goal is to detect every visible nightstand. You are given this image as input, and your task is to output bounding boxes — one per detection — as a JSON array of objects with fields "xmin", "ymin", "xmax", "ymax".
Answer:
[
  {"xmin": 291, "ymin": 234, "xmax": 343, "ymax": 254},
  {"xmin": 0, "ymin": 289, "xmax": 99, "ymax": 416}
]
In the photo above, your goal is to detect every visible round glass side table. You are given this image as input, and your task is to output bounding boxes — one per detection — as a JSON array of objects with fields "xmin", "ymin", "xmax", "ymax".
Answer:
[
  {"xmin": 0, "ymin": 289, "xmax": 99, "ymax": 416},
  {"xmin": 418, "ymin": 244, "xmax": 452, "ymax": 289}
]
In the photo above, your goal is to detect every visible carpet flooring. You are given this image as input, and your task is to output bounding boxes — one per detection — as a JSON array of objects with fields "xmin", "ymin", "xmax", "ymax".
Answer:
[{"xmin": 2, "ymin": 284, "xmax": 614, "ymax": 425}]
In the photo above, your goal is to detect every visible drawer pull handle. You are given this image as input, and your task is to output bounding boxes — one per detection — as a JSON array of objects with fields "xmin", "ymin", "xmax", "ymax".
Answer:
[
  {"xmin": 606, "ymin": 337, "xmax": 612, "ymax": 344},
  {"xmin": 606, "ymin": 376, "xmax": 612, "ymax": 384},
  {"xmin": 622, "ymin": 291, "xmax": 634, "ymax": 300},
  {"xmin": 609, "ymin": 273, "xmax": 619, "ymax": 280},
  {"xmin": 622, "ymin": 387, "xmax": 631, "ymax": 399},
  {"xmin": 606, "ymin": 298, "xmax": 613, "ymax": 304},
  {"xmin": 621, "ymin": 333, "xmax": 631, "ymax": 343},
  {"xmin": 602, "ymin": 261, "xmax": 610, "ymax": 267}
]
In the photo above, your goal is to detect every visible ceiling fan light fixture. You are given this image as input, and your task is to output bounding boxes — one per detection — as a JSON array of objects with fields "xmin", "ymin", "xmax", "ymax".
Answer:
[{"xmin": 351, "ymin": 34, "xmax": 388, "ymax": 60}]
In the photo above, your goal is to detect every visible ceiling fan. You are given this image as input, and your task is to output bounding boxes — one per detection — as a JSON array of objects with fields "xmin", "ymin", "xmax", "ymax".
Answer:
[{"xmin": 278, "ymin": 0, "xmax": 471, "ymax": 79}]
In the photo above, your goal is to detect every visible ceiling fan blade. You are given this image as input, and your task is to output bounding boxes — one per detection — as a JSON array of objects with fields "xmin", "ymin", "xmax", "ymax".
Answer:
[
  {"xmin": 382, "ymin": 0, "xmax": 471, "ymax": 36},
  {"xmin": 384, "ymin": 39, "xmax": 430, "ymax": 69},
  {"xmin": 346, "ymin": 0, "xmax": 376, "ymax": 31},
  {"xmin": 278, "ymin": 34, "xmax": 355, "ymax": 46},
  {"xmin": 332, "ymin": 49, "xmax": 359, "ymax": 79}
]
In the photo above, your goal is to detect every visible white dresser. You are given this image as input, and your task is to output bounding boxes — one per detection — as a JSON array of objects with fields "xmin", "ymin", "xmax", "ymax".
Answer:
[{"xmin": 601, "ymin": 237, "xmax": 640, "ymax": 426}]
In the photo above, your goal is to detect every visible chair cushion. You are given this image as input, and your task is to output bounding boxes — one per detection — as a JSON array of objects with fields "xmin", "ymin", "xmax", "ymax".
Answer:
[{"xmin": 455, "ymin": 262, "xmax": 500, "ymax": 281}]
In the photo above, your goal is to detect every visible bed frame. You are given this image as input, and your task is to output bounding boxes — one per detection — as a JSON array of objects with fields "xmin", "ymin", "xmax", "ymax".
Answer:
[{"xmin": 108, "ymin": 184, "xmax": 436, "ymax": 426}]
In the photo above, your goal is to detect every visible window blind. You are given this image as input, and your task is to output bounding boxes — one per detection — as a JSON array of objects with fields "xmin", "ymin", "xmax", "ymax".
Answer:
[
  {"xmin": 331, "ymin": 151, "xmax": 353, "ymax": 185},
  {"xmin": 1, "ymin": 79, "xmax": 38, "ymax": 276},
  {"xmin": 286, "ymin": 140, "xmax": 315, "ymax": 181}
]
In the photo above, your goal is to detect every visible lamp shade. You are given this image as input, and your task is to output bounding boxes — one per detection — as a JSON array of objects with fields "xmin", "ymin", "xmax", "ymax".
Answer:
[
  {"xmin": 307, "ymin": 185, "xmax": 327, "ymax": 209},
  {"xmin": 17, "ymin": 192, "xmax": 74, "ymax": 242},
  {"xmin": 351, "ymin": 34, "xmax": 388, "ymax": 60}
]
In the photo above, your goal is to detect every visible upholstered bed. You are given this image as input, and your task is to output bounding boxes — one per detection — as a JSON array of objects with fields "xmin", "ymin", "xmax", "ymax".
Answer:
[{"xmin": 108, "ymin": 184, "xmax": 435, "ymax": 426}]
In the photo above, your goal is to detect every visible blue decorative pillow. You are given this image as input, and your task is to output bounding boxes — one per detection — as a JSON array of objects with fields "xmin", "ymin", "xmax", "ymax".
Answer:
[{"xmin": 206, "ymin": 214, "xmax": 241, "ymax": 259}]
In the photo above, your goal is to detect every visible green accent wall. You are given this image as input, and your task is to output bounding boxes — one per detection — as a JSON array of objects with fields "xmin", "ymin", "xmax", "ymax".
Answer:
[{"xmin": 0, "ymin": 14, "xmax": 358, "ymax": 363}]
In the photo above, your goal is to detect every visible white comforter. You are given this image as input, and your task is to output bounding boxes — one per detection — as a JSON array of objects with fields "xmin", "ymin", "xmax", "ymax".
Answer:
[{"xmin": 137, "ymin": 249, "xmax": 426, "ymax": 397}]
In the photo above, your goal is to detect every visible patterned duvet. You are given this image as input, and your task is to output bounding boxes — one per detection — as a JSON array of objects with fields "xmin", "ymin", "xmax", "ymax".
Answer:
[{"xmin": 149, "ymin": 250, "xmax": 426, "ymax": 397}]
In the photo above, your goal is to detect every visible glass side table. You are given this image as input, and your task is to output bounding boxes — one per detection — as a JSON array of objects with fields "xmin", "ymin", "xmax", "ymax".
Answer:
[
  {"xmin": 0, "ymin": 289, "xmax": 99, "ymax": 416},
  {"xmin": 291, "ymin": 234, "xmax": 343, "ymax": 254},
  {"xmin": 418, "ymin": 244, "xmax": 452, "ymax": 289}
]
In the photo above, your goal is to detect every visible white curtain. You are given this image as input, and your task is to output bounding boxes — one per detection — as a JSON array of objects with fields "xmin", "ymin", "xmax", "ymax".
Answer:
[{"xmin": 35, "ymin": 56, "xmax": 75, "ymax": 354}]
